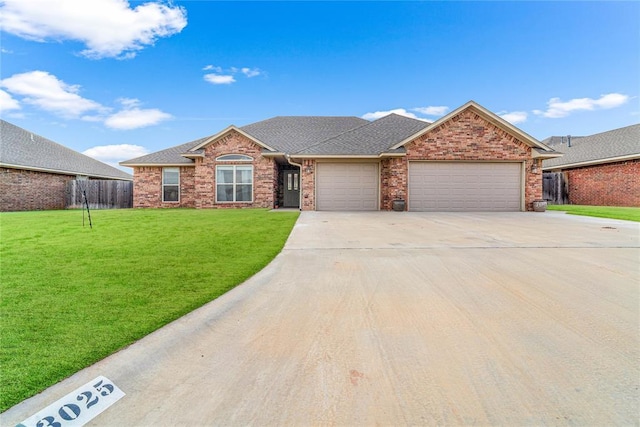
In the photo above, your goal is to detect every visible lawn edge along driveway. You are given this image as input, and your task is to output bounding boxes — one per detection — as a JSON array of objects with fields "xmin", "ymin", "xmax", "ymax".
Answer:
[
  {"xmin": 547, "ymin": 204, "xmax": 640, "ymax": 222},
  {"xmin": 0, "ymin": 208, "xmax": 299, "ymax": 412}
]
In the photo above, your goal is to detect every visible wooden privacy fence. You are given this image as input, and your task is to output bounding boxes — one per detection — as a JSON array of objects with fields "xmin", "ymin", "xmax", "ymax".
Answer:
[
  {"xmin": 543, "ymin": 172, "xmax": 569, "ymax": 205},
  {"xmin": 65, "ymin": 180, "xmax": 133, "ymax": 209}
]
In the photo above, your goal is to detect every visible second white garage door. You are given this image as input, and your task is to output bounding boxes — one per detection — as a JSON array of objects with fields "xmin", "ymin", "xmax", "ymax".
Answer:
[
  {"xmin": 409, "ymin": 162, "xmax": 522, "ymax": 211},
  {"xmin": 316, "ymin": 163, "xmax": 378, "ymax": 211}
]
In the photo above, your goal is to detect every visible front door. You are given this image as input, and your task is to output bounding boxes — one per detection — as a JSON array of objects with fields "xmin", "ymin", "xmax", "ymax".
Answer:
[{"xmin": 283, "ymin": 170, "xmax": 300, "ymax": 208}]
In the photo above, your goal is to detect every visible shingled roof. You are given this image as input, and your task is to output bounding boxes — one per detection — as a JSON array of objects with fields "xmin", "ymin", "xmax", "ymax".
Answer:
[
  {"xmin": 121, "ymin": 115, "xmax": 430, "ymax": 165},
  {"xmin": 293, "ymin": 114, "xmax": 430, "ymax": 156},
  {"xmin": 1, "ymin": 120, "xmax": 132, "ymax": 180},
  {"xmin": 543, "ymin": 124, "xmax": 640, "ymax": 169},
  {"xmin": 240, "ymin": 116, "xmax": 368, "ymax": 153},
  {"xmin": 120, "ymin": 136, "xmax": 210, "ymax": 166}
]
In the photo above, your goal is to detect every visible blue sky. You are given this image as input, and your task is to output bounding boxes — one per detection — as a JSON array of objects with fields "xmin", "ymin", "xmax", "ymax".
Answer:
[{"xmin": 1, "ymin": 1, "xmax": 638, "ymax": 171}]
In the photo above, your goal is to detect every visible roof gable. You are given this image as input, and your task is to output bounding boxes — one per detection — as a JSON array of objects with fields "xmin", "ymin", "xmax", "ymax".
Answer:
[
  {"xmin": 391, "ymin": 101, "xmax": 554, "ymax": 154},
  {"xmin": 1, "ymin": 120, "xmax": 132, "ymax": 180},
  {"xmin": 189, "ymin": 125, "xmax": 278, "ymax": 153}
]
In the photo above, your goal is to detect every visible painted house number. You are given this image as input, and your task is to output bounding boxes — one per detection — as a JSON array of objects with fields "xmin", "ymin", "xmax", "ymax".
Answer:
[{"xmin": 18, "ymin": 376, "xmax": 125, "ymax": 427}]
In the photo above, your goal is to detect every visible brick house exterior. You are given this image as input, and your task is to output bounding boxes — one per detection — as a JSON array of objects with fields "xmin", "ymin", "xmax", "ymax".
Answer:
[
  {"xmin": 122, "ymin": 101, "xmax": 559, "ymax": 212},
  {"xmin": 562, "ymin": 159, "xmax": 639, "ymax": 207},
  {"xmin": 1, "ymin": 120, "xmax": 132, "ymax": 212},
  {"xmin": 1, "ymin": 168, "xmax": 75, "ymax": 211},
  {"xmin": 543, "ymin": 124, "xmax": 639, "ymax": 207},
  {"xmin": 401, "ymin": 109, "xmax": 542, "ymax": 210}
]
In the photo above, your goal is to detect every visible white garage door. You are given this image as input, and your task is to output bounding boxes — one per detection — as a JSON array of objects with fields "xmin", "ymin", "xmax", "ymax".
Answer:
[
  {"xmin": 409, "ymin": 162, "xmax": 522, "ymax": 211},
  {"xmin": 316, "ymin": 163, "xmax": 378, "ymax": 211}
]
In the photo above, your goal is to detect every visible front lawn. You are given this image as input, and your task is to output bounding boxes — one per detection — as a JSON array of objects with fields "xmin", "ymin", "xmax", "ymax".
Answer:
[
  {"xmin": 548, "ymin": 205, "xmax": 640, "ymax": 222},
  {"xmin": 0, "ymin": 208, "xmax": 298, "ymax": 412}
]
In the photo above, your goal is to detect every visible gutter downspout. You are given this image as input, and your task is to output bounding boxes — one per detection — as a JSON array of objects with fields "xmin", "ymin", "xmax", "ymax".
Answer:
[{"xmin": 285, "ymin": 155, "xmax": 303, "ymax": 211}]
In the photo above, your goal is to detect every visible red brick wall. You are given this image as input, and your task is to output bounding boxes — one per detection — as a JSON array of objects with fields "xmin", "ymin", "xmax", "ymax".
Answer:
[
  {"xmin": 132, "ymin": 132, "xmax": 278, "ymax": 209},
  {"xmin": 566, "ymin": 159, "xmax": 640, "ymax": 207},
  {"xmin": 300, "ymin": 159, "xmax": 316, "ymax": 211},
  {"xmin": 380, "ymin": 157, "xmax": 408, "ymax": 210},
  {"xmin": 133, "ymin": 166, "xmax": 195, "ymax": 208},
  {"xmin": 195, "ymin": 130, "xmax": 276, "ymax": 209},
  {"xmin": 403, "ymin": 109, "xmax": 540, "ymax": 210},
  {"xmin": 0, "ymin": 167, "xmax": 72, "ymax": 211}
]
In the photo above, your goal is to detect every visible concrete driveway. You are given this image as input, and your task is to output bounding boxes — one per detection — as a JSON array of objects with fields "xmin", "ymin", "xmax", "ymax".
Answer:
[{"xmin": 3, "ymin": 212, "xmax": 639, "ymax": 426}]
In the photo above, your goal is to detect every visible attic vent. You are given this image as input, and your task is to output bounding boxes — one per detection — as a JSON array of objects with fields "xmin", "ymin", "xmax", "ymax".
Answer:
[{"xmin": 30, "ymin": 133, "xmax": 34, "ymax": 141}]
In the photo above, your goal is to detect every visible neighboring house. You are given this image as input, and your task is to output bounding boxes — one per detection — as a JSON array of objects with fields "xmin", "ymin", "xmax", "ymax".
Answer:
[
  {"xmin": 121, "ymin": 101, "xmax": 559, "ymax": 212},
  {"xmin": 1, "ymin": 120, "xmax": 133, "ymax": 212},
  {"xmin": 542, "ymin": 124, "xmax": 640, "ymax": 207}
]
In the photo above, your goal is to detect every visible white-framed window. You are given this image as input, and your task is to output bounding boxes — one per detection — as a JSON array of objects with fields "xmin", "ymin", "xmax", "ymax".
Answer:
[
  {"xmin": 162, "ymin": 167, "xmax": 180, "ymax": 202},
  {"xmin": 216, "ymin": 154, "xmax": 253, "ymax": 162},
  {"xmin": 216, "ymin": 165, "xmax": 253, "ymax": 202}
]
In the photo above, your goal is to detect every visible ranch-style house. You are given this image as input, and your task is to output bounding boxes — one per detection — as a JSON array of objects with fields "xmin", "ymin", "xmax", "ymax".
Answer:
[{"xmin": 120, "ymin": 101, "xmax": 561, "ymax": 211}]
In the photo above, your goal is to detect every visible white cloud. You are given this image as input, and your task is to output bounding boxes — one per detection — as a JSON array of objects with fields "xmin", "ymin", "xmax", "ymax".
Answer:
[
  {"xmin": 362, "ymin": 108, "xmax": 420, "ymax": 121},
  {"xmin": 105, "ymin": 107, "xmax": 172, "ymax": 130},
  {"xmin": 116, "ymin": 97, "xmax": 142, "ymax": 109},
  {"xmin": 1, "ymin": 70, "xmax": 105, "ymax": 117},
  {"xmin": 0, "ymin": 0, "xmax": 187, "ymax": 59},
  {"xmin": 1, "ymin": 70, "xmax": 171, "ymax": 129},
  {"xmin": 202, "ymin": 66, "xmax": 263, "ymax": 85},
  {"xmin": 499, "ymin": 111, "xmax": 528, "ymax": 124},
  {"xmin": 241, "ymin": 67, "xmax": 261, "ymax": 78},
  {"xmin": 533, "ymin": 93, "xmax": 630, "ymax": 118},
  {"xmin": 412, "ymin": 106, "xmax": 449, "ymax": 116},
  {"xmin": 203, "ymin": 65, "xmax": 222, "ymax": 72},
  {"xmin": 0, "ymin": 89, "xmax": 21, "ymax": 112},
  {"xmin": 1, "ymin": 47, "xmax": 13, "ymax": 54},
  {"xmin": 204, "ymin": 73, "xmax": 236, "ymax": 85},
  {"xmin": 83, "ymin": 144, "xmax": 149, "ymax": 162}
]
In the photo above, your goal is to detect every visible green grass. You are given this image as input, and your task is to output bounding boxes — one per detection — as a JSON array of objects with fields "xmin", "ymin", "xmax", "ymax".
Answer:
[
  {"xmin": 0, "ymin": 208, "xmax": 298, "ymax": 412},
  {"xmin": 547, "ymin": 205, "xmax": 640, "ymax": 222}
]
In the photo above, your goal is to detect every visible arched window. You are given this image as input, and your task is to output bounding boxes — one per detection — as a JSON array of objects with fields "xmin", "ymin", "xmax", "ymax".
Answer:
[{"xmin": 216, "ymin": 154, "xmax": 253, "ymax": 161}]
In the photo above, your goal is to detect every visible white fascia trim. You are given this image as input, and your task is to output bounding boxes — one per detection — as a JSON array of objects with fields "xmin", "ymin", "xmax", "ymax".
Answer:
[
  {"xmin": 119, "ymin": 162, "xmax": 195, "ymax": 167},
  {"xmin": 291, "ymin": 155, "xmax": 381, "ymax": 159},
  {"xmin": 290, "ymin": 153, "xmax": 405, "ymax": 160},
  {"xmin": 390, "ymin": 100, "xmax": 553, "ymax": 152},
  {"xmin": 181, "ymin": 153, "xmax": 204, "ymax": 159},
  {"xmin": 190, "ymin": 125, "xmax": 278, "ymax": 152},
  {"xmin": 532, "ymin": 151, "xmax": 563, "ymax": 159},
  {"xmin": 1, "ymin": 163, "xmax": 133, "ymax": 181},
  {"xmin": 542, "ymin": 154, "xmax": 640, "ymax": 171}
]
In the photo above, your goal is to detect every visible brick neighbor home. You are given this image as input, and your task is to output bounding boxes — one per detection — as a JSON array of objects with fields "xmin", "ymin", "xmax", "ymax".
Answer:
[
  {"xmin": 1, "ymin": 120, "xmax": 132, "ymax": 212},
  {"xmin": 121, "ymin": 101, "xmax": 560, "ymax": 212},
  {"xmin": 542, "ymin": 124, "xmax": 640, "ymax": 207}
]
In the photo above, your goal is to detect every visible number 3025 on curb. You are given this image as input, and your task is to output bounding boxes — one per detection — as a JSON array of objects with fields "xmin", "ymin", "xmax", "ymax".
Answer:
[{"xmin": 17, "ymin": 376, "xmax": 125, "ymax": 427}]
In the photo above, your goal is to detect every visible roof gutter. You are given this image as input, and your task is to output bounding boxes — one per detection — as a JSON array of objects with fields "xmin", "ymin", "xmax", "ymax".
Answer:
[
  {"xmin": 285, "ymin": 155, "xmax": 303, "ymax": 211},
  {"xmin": 542, "ymin": 153, "xmax": 640, "ymax": 171},
  {"xmin": 1, "ymin": 163, "xmax": 133, "ymax": 181}
]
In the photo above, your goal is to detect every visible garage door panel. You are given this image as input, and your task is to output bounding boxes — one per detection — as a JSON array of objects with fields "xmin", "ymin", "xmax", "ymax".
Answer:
[
  {"xmin": 317, "ymin": 163, "xmax": 379, "ymax": 211},
  {"xmin": 409, "ymin": 162, "xmax": 521, "ymax": 212}
]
